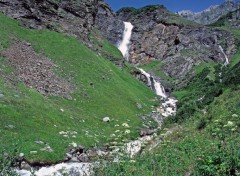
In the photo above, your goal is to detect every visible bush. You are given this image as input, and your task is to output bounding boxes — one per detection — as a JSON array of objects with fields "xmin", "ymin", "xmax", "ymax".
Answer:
[
  {"xmin": 195, "ymin": 142, "xmax": 240, "ymax": 176},
  {"xmin": 196, "ymin": 118, "xmax": 207, "ymax": 130},
  {"xmin": 0, "ymin": 154, "xmax": 18, "ymax": 176}
]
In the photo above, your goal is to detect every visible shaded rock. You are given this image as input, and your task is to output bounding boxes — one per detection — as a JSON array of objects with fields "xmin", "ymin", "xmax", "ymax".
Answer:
[
  {"xmin": 70, "ymin": 157, "xmax": 79, "ymax": 162},
  {"xmin": 20, "ymin": 161, "xmax": 31, "ymax": 171},
  {"xmin": 95, "ymin": 1, "xmax": 124, "ymax": 45},
  {"xmin": 87, "ymin": 150, "xmax": 98, "ymax": 158},
  {"xmin": 78, "ymin": 153, "xmax": 89, "ymax": 162},
  {"xmin": 140, "ymin": 129, "xmax": 155, "ymax": 137},
  {"xmin": 76, "ymin": 145, "xmax": 85, "ymax": 154}
]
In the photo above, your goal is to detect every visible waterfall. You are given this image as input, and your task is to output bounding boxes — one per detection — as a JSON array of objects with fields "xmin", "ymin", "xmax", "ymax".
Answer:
[
  {"xmin": 219, "ymin": 45, "xmax": 229, "ymax": 66},
  {"xmin": 118, "ymin": 22, "xmax": 134, "ymax": 61},
  {"xmin": 138, "ymin": 68, "xmax": 166, "ymax": 98},
  {"xmin": 117, "ymin": 21, "xmax": 177, "ymax": 117},
  {"xmin": 117, "ymin": 22, "xmax": 166, "ymax": 98}
]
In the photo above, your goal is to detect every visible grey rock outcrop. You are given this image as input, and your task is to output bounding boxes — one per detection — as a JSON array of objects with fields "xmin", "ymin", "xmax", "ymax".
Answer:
[
  {"xmin": 96, "ymin": 1, "xmax": 124, "ymax": 45},
  {"xmin": 177, "ymin": 0, "xmax": 240, "ymax": 25},
  {"xmin": 0, "ymin": 0, "xmax": 99, "ymax": 41},
  {"xmin": 211, "ymin": 9, "xmax": 240, "ymax": 29}
]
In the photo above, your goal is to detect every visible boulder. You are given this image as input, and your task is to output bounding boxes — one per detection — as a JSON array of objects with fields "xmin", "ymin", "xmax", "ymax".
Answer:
[
  {"xmin": 78, "ymin": 153, "xmax": 89, "ymax": 162},
  {"xmin": 20, "ymin": 161, "xmax": 31, "ymax": 171},
  {"xmin": 102, "ymin": 117, "xmax": 110, "ymax": 122}
]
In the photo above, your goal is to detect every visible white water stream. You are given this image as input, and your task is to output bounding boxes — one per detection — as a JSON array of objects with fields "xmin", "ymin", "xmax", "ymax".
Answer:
[
  {"xmin": 219, "ymin": 45, "xmax": 229, "ymax": 66},
  {"xmin": 138, "ymin": 68, "xmax": 166, "ymax": 98},
  {"xmin": 16, "ymin": 163, "xmax": 92, "ymax": 176},
  {"xmin": 118, "ymin": 22, "xmax": 134, "ymax": 60}
]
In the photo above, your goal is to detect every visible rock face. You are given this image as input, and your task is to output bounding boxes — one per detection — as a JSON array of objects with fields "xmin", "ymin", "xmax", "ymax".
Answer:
[
  {"xmin": 95, "ymin": 1, "xmax": 124, "ymax": 45},
  {"xmin": 0, "ymin": 0, "xmax": 99, "ymax": 41},
  {"xmin": 101, "ymin": 5, "xmax": 236, "ymax": 83},
  {"xmin": 212, "ymin": 9, "xmax": 240, "ymax": 29},
  {"xmin": 177, "ymin": 0, "xmax": 240, "ymax": 25}
]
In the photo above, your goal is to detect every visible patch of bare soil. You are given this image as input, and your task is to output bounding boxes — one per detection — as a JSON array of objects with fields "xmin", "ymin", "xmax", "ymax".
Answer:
[{"xmin": 1, "ymin": 41, "xmax": 74, "ymax": 98}]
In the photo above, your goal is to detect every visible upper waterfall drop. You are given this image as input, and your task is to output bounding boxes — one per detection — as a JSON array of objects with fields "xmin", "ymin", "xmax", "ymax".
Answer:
[{"xmin": 118, "ymin": 22, "xmax": 134, "ymax": 60}]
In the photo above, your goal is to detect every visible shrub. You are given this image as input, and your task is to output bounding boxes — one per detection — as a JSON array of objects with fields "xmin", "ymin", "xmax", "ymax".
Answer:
[{"xmin": 196, "ymin": 118, "xmax": 207, "ymax": 130}]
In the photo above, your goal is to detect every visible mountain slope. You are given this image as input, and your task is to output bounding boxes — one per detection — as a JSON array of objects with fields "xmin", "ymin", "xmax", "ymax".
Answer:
[
  {"xmin": 177, "ymin": 0, "xmax": 240, "ymax": 25},
  {"xmin": 0, "ymin": 12, "xmax": 158, "ymax": 163},
  {"xmin": 210, "ymin": 8, "xmax": 240, "ymax": 28}
]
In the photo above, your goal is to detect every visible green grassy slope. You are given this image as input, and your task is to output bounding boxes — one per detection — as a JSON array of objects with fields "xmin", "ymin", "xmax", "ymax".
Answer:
[{"xmin": 0, "ymin": 13, "xmax": 158, "ymax": 162}]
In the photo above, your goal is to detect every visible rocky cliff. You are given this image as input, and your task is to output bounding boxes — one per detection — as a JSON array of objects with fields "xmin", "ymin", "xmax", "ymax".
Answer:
[
  {"xmin": 96, "ymin": 4, "xmax": 237, "ymax": 89},
  {"xmin": 211, "ymin": 9, "xmax": 240, "ymax": 29},
  {"xmin": 95, "ymin": 1, "xmax": 124, "ymax": 45},
  {"xmin": 0, "ymin": 0, "xmax": 98, "ymax": 41},
  {"xmin": 177, "ymin": 0, "xmax": 240, "ymax": 25}
]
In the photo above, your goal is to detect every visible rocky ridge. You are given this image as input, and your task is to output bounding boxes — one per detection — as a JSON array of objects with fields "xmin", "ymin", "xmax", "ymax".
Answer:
[
  {"xmin": 177, "ymin": 0, "xmax": 240, "ymax": 25},
  {"xmin": 211, "ymin": 8, "xmax": 240, "ymax": 29},
  {"xmin": 95, "ymin": 1, "xmax": 124, "ymax": 45},
  {"xmin": 0, "ymin": 0, "xmax": 99, "ymax": 42}
]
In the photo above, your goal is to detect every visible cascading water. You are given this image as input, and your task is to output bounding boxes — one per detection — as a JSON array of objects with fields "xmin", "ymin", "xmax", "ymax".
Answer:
[
  {"xmin": 118, "ymin": 22, "xmax": 134, "ymax": 61},
  {"xmin": 117, "ymin": 21, "xmax": 177, "ymax": 117},
  {"xmin": 219, "ymin": 45, "xmax": 229, "ymax": 66},
  {"xmin": 138, "ymin": 68, "xmax": 166, "ymax": 98}
]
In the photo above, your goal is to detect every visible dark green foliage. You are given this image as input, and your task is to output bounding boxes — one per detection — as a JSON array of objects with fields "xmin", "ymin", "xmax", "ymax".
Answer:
[
  {"xmin": 116, "ymin": 5, "xmax": 162, "ymax": 16},
  {"xmin": 0, "ymin": 148, "xmax": 18, "ymax": 176},
  {"xmin": 195, "ymin": 120, "xmax": 240, "ymax": 176},
  {"xmin": 223, "ymin": 61, "xmax": 240, "ymax": 86},
  {"xmin": 196, "ymin": 118, "xmax": 207, "ymax": 130},
  {"xmin": 174, "ymin": 67, "xmax": 222, "ymax": 122}
]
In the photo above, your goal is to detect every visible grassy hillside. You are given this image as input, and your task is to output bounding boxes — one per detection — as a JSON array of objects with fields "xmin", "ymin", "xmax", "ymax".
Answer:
[{"xmin": 0, "ymin": 13, "xmax": 158, "ymax": 162}]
